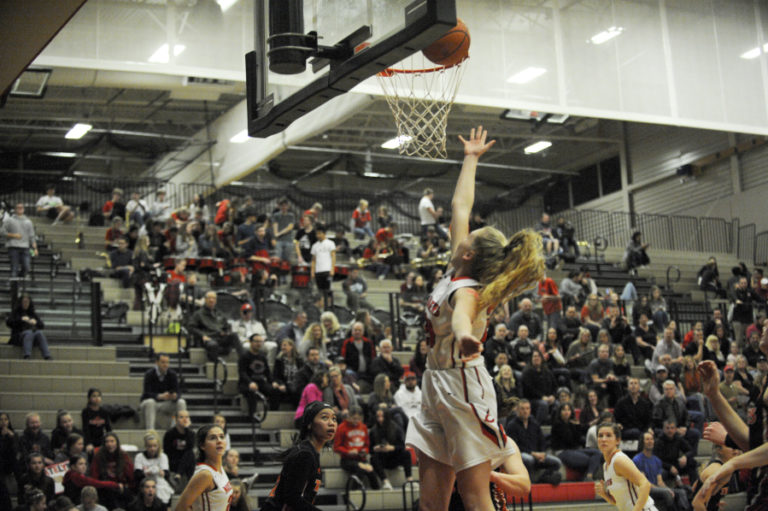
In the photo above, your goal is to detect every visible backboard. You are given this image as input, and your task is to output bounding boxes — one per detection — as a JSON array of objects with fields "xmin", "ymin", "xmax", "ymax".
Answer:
[{"xmin": 246, "ymin": 0, "xmax": 457, "ymax": 138}]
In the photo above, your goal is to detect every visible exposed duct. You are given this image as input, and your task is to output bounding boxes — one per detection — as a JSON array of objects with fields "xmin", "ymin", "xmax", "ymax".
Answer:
[{"xmin": 46, "ymin": 67, "xmax": 245, "ymax": 100}]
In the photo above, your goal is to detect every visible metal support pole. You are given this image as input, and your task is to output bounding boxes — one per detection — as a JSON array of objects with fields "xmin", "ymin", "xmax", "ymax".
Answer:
[{"xmin": 90, "ymin": 281, "xmax": 103, "ymax": 346}]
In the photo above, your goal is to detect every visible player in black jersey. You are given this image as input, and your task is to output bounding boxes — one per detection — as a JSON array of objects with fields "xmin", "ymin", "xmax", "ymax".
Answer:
[
  {"xmin": 262, "ymin": 401, "xmax": 337, "ymax": 511},
  {"xmin": 692, "ymin": 443, "xmax": 740, "ymax": 511}
]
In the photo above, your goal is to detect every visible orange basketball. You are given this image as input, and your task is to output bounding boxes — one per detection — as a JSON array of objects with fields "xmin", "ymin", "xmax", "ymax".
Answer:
[{"xmin": 422, "ymin": 18, "xmax": 470, "ymax": 67}]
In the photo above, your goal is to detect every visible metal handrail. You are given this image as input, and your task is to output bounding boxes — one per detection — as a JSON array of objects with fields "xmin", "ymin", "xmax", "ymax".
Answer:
[
  {"xmin": 249, "ymin": 391, "xmax": 268, "ymax": 467},
  {"xmin": 212, "ymin": 356, "xmax": 228, "ymax": 414},
  {"xmin": 592, "ymin": 235, "xmax": 608, "ymax": 274},
  {"xmin": 401, "ymin": 480, "xmax": 419, "ymax": 511},
  {"xmin": 48, "ymin": 253, "xmax": 62, "ymax": 306},
  {"xmin": 345, "ymin": 474, "xmax": 366, "ymax": 511},
  {"xmin": 666, "ymin": 265, "xmax": 681, "ymax": 290},
  {"xmin": 176, "ymin": 324, "xmax": 187, "ymax": 393},
  {"xmin": 509, "ymin": 491, "xmax": 533, "ymax": 511}
]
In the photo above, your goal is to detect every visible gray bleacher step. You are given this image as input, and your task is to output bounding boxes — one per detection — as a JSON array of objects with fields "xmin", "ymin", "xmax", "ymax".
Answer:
[{"xmin": 0, "ymin": 344, "xmax": 117, "ymax": 361}]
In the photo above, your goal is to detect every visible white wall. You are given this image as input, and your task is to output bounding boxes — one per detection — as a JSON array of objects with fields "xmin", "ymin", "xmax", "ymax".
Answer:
[
  {"xmin": 570, "ymin": 123, "xmax": 768, "ymax": 234},
  {"xmin": 36, "ymin": 0, "xmax": 768, "ymax": 137}
]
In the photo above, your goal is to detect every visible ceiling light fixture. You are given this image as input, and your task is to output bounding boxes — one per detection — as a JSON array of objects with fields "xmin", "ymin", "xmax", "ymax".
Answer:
[
  {"xmin": 590, "ymin": 26, "xmax": 624, "ymax": 45},
  {"xmin": 506, "ymin": 67, "xmax": 547, "ymax": 84},
  {"xmin": 524, "ymin": 141, "xmax": 552, "ymax": 154},
  {"xmin": 216, "ymin": 0, "xmax": 239, "ymax": 12},
  {"xmin": 500, "ymin": 109, "xmax": 569, "ymax": 124},
  {"xmin": 740, "ymin": 43, "xmax": 768, "ymax": 60},
  {"xmin": 229, "ymin": 129, "xmax": 250, "ymax": 143},
  {"xmin": 148, "ymin": 43, "xmax": 186, "ymax": 64},
  {"xmin": 41, "ymin": 152, "xmax": 77, "ymax": 158},
  {"xmin": 381, "ymin": 135, "xmax": 412, "ymax": 149},
  {"xmin": 64, "ymin": 123, "xmax": 92, "ymax": 140}
]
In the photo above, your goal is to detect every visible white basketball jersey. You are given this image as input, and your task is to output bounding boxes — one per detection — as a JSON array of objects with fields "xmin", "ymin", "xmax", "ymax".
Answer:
[
  {"xmin": 192, "ymin": 463, "xmax": 233, "ymax": 511},
  {"xmin": 424, "ymin": 270, "xmax": 488, "ymax": 370},
  {"xmin": 604, "ymin": 452, "xmax": 656, "ymax": 511}
]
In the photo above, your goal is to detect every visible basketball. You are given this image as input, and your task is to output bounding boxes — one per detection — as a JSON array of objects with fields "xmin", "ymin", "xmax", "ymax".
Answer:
[{"xmin": 422, "ymin": 18, "xmax": 470, "ymax": 67}]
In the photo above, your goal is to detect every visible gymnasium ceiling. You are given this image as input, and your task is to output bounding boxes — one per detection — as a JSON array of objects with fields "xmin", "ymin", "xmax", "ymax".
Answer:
[
  {"xmin": 0, "ymin": 80, "xmax": 621, "ymax": 198},
  {"xmin": 0, "ymin": 0, "xmax": 621, "ymax": 199}
]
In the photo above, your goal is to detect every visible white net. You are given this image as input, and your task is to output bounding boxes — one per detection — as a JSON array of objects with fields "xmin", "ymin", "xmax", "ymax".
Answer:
[{"xmin": 377, "ymin": 56, "xmax": 467, "ymax": 160}]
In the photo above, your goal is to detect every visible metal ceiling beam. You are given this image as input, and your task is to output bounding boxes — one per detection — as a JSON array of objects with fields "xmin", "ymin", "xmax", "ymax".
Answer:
[
  {"xmin": 0, "ymin": 123, "xmax": 198, "ymax": 142},
  {"xmin": 287, "ymin": 145, "xmax": 579, "ymax": 176}
]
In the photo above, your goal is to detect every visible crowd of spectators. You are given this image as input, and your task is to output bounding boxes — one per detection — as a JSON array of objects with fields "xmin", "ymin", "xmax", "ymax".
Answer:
[
  {"xmin": 0, "ymin": 401, "xmax": 260, "ymax": 511},
  {"xmin": 7, "ymin": 190, "xmax": 768, "ymax": 510}
]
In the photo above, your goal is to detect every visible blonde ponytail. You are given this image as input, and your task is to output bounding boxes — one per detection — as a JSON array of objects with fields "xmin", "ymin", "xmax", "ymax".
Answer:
[{"xmin": 469, "ymin": 228, "xmax": 545, "ymax": 311}]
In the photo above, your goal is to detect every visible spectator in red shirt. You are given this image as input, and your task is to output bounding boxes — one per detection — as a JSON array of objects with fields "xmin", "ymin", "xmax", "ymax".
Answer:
[
  {"xmin": 376, "ymin": 224, "xmax": 395, "ymax": 244},
  {"xmin": 351, "ymin": 199, "xmax": 374, "ymax": 239},
  {"xmin": 166, "ymin": 259, "xmax": 187, "ymax": 284},
  {"xmin": 102, "ymin": 188, "xmax": 125, "ymax": 222},
  {"xmin": 63, "ymin": 455, "xmax": 122, "ymax": 505},
  {"xmin": 170, "ymin": 208, "xmax": 190, "ymax": 226},
  {"xmin": 214, "ymin": 199, "xmax": 231, "ymax": 226},
  {"xmin": 362, "ymin": 239, "xmax": 390, "ymax": 280},
  {"xmin": 538, "ymin": 274, "xmax": 562, "ymax": 331},
  {"xmin": 333, "ymin": 406, "xmax": 382, "ymax": 489},
  {"xmin": 104, "ymin": 217, "xmax": 125, "ymax": 251},
  {"xmin": 303, "ymin": 202, "xmax": 323, "ymax": 227}
]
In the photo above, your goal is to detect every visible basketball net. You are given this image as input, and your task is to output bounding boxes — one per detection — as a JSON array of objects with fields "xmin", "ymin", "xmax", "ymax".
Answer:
[{"xmin": 377, "ymin": 54, "xmax": 467, "ymax": 160}]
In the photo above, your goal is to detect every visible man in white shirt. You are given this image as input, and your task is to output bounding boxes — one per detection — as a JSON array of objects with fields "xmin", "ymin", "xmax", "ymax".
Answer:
[
  {"xmin": 229, "ymin": 303, "xmax": 267, "ymax": 349},
  {"xmin": 150, "ymin": 190, "xmax": 171, "ymax": 221},
  {"xmin": 310, "ymin": 225, "xmax": 336, "ymax": 307},
  {"xmin": 126, "ymin": 191, "xmax": 149, "ymax": 226},
  {"xmin": 393, "ymin": 371, "xmax": 422, "ymax": 420},
  {"xmin": 35, "ymin": 185, "xmax": 74, "ymax": 224},
  {"xmin": 229, "ymin": 303, "xmax": 277, "ymax": 367},
  {"xmin": 417, "ymin": 188, "xmax": 446, "ymax": 239}
]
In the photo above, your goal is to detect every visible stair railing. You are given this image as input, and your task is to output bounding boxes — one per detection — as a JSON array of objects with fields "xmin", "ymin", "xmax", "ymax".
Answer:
[
  {"xmin": 666, "ymin": 265, "xmax": 681, "ymax": 290},
  {"xmin": 212, "ymin": 356, "xmax": 228, "ymax": 414},
  {"xmin": 592, "ymin": 235, "xmax": 608, "ymax": 274},
  {"xmin": 345, "ymin": 474, "xmax": 366, "ymax": 511}
]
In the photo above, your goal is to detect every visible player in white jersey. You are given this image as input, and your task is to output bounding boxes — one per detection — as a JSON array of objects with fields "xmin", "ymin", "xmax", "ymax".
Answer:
[
  {"xmin": 406, "ymin": 126, "xmax": 544, "ymax": 511},
  {"xmin": 596, "ymin": 422, "xmax": 657, "ymax": 511},
  {"xmin": 176, "ymin": 425, "xmax": 233, "ymax": 511}
]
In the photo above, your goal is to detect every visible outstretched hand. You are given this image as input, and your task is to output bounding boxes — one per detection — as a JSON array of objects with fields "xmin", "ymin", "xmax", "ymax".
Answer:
[
  {"xmin": 458, "ymin": 125, "xmax": 495, "ymax": 157},
  {"xmin": 698, "ymin": 360, "xmax": 721, "ymax": 398}
]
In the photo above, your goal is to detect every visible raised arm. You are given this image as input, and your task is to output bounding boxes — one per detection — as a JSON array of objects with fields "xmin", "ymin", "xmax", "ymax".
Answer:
[
  {"xmin": 698, "ymin": 360, "xmax": 749, "ymax": 450},
  {"xmin": 450, "ymin": 126, "xmax": 495, "ymax": 253}
]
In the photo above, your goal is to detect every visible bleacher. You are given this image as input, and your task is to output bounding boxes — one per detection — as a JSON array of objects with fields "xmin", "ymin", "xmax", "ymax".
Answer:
[{"xmin": 0, "ymin": 214, "xmax": 756, "ymax": 510}]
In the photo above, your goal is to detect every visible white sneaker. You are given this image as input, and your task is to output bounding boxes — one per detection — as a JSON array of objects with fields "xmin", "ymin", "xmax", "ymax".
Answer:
[{"xmin": 382, "ymin": 480, "xmax": 393, "ymax": 490}]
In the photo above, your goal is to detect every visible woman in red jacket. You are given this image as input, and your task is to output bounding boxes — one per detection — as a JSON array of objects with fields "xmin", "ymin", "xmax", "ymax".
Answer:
[
  {"xmin": 90, "ymin": 432, "xmax": 134, "ymax": 508},
  {"xmin": 63, "ymin": 454, "xmax": 123, "ymax": 505}
]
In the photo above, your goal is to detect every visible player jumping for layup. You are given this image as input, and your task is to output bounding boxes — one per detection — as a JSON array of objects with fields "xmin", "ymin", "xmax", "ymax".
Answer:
[{"xmin": 406, "ymin": 126, "xmax": 544, "ymax": 511}]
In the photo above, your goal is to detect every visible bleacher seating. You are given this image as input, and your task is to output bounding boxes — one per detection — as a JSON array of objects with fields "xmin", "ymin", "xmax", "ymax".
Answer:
[{"xmin": 0, "ymin": 212, "xmax": 758, "ymax": 511}]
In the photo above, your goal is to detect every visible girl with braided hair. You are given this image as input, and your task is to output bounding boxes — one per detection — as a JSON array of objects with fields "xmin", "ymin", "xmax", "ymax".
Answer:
[{"xmin": 406, "ymin": 126, "xmax": 543, "ymax": 511}]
